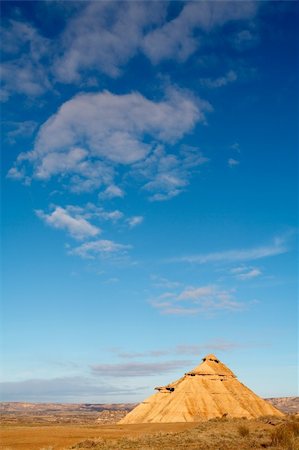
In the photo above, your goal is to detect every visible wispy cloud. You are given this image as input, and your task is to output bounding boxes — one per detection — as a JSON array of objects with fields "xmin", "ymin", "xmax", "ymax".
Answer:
[
  {"xmin": 51, "ymin": 2, "xmax": 258, "ymax": 82},
  {"xmin": 151, "ymin": 285, "xmax": 244, "ymax": 316},
  {"xmin": 63, "ymin": 203, "xmax": 124, "ymax": 224},
  {"xmin": 133, "ymin": 144, "xmax": 209, "ymax": 201},
  {"xmin": 1, "ymin": 2, "xmax": 260, "ymax": 101},
  {"xmin": 35, "ymin": 206, "xmax": 100, "ymax": 240},
  {"xmin": 200, "ymin": 70, "xmax": 237, "ymax": 89},
  {"xmin": 151, "ymin": 275, "xmax": 181, "ymax": 289},
  {"xmin": 35, "ymin": 202, "xmax": 144, "ymax": 259},
  {"xmin": 0, "ymin": 376, "xmax": 138, "ymax": 402},
  {"xmin": 1, "ymin": 20, "xmax": 51, "ymax": 101},
  {"xmin": 4, "ymin": 120, "xmax": 38, "ymax": 144},
  {"xmin": 113, "ymin": 340, "xmax": 243, "ymax": 359},
  {"xmin": 91, "ymin": 360, "xmax": 191, "ymax": 377},
  {"xmin": 142, "ymin": 2, "xmax": 258, "ymax": 64},
  {"xmin": 228, "ymin": 158, "xmax": 240, "ymax": 167},
  {"xmin": 69, "ymin": 239, "xmax": 131, "ymax": 260},
  {"xmin": 231, "ymin": 266, "xmax": 262, "ymax": 280},
  {"xmin": 53, "ymin": 2, "xmax": 166, "ymax": 82},
  {"xmin": 168, "ymin": 235, "xmax": 289, "ymax": 264},
  {"xmin": 99, "ymin": 185, "xmax": 125, "ymax": 200},
  {"xmin": 126, "ymin": 216, "xmax": 144, "ymax": 228},
  {"xmin": 232, "ymin": 29, "xmax": 259, "ymax": 51}
]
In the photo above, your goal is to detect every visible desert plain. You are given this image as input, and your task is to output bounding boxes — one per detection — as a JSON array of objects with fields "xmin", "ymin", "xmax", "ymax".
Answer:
[{"xmin": 1, "ymin": 398, "xmax": 298, "ymax": 450}]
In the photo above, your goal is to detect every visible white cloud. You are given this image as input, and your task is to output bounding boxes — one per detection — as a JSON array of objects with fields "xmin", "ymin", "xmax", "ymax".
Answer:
[
  {"xmin": 1, "ymin": 60, "xmax": 51, "ymax": 100},
  {"xmin": 142, "ymin": 2, "xmax": 258, "ymax": 64},
  {"xmin": 1, "ymin": 1, "xmax": 259, "ymax": 100},
  {"xmin": 69, "ymin": 239, "xmax": 131, "ymax": 260},
  {"xmin": 127, "ymin": 216, "xmax": 144, "ymax": 228},
  {"xmin": 53, "ymin": 2, "xmax": 257, "ymax": 82},
  {"xmin": 230, "ymin": 266, "xmax": 247, "ymax": 274},
  {"xmin": 228, "ymin": 158, "xmax": 240, "ymax": 167},
  {"xmin": 200, "ymin": 70, "xmax": 237, "ymax": 89},
  {"xmin": 9, "ymin": 89, "xmax": 209, "ymax": 199},
  {"xmin": 53, "ymin": 2, "xmax": 166, "ymax": 82},
  {"xmin": 99, "ymin": 185, "xmax": 125, "ymax": 200},
  {"xmin": 233, "ymin": 267, "xmax": 262, "ymax": 280},
  {"xmin": 133, "ymin": 145, "xmax": 209, "ymax": 201},
  {"xmin": 1, "ymin": 20, "xmax": 51, "ymax": 100},
  {"xmin": 233, "ymin": 29, "xmax": 259, "ymax": 51},
  {"xmin": 177, "ymin": 286, "xmax": 214, "ymax": 300},
  {"xmin": 168, "ymin": 236, "xmax": 289, "ymax": 264},
  {"xmin": 36, "ymin": 206, "xmax": 100, "ymax": 240},
  {"xmin": 4, "ymin": 120, "xmax": 38, "ymax": 144},
  {"xmin": 85, "ymin": 204, "xmax": 123, "ymax": 223},
  {"xmin": 151, "ymin": 285, "xmax": 244, "ymax": 316}
]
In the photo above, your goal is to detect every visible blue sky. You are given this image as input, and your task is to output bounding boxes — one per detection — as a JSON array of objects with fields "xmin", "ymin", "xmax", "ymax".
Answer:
[{"xmin": 1, "ymin": 1, "xmax": 298, "ymax": 403}]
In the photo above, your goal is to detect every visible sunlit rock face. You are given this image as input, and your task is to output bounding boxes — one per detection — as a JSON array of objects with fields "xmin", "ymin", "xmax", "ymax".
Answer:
[{"xmin": 119, "ymin": 354, "xmax": 284, "ymax": 424}]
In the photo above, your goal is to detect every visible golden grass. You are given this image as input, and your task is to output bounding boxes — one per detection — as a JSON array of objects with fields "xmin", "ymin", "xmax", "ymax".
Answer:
[
  {"xmin": 237, "ymin": 424, "xmax": 250, "ymax": 437},
  {"xmin": 69, "ymin": 417, "xmax": 299, "ymax": 450},
  {"xmin": 1, "ymin": 416, "xmax": 299, "ymax": 450},
  {"xmin": 270, "ymin": 420, "xmax": 299, "ymax": 449}
]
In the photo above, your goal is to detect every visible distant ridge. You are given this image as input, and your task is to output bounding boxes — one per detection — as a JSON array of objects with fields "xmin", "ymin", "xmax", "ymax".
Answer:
[{"xmin": 266, "ymin": 397, "xmax": 299, "ymax": 414}]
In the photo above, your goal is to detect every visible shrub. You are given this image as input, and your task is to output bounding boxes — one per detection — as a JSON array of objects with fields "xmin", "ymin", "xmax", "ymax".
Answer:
[
  {"xmin": 238, "ymin": 424, "xmax": 250, "ymax": 437},
  {"xmin": 270, "ymin": 422, "xmax": 298, "ymax": 449}
]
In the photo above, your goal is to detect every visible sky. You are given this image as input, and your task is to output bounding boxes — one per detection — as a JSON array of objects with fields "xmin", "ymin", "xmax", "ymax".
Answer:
[{"xmin": 1, "ymin": 1, "xmax": 298, "ymax": 404}]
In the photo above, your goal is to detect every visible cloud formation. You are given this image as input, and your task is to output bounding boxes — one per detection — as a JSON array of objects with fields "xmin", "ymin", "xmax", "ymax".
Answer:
[
  {"xmin": 151, "ymin": 285, "xmax": 244, "ymax": 316},
  {"xmin": 0, "ymin": 376, "xmax": 138, "ymax": 402},
  {"xmin": 99, "ymin": 185, "xmax": 125, "ymax": 200},
  {"xmin": 168, "ymin": 236, "xmax": 289, "ymax": 264},
  {"xmin": 133, "ymin": 145, "xmax": 209, "ymax": 201},
  {"xmin": 1, "ymin": 2, "xmax": 259, "ymax": 100},
  {"xmin": 69, "ymin": 239, "xmax": 131, "ymax": 260},
  {"xmin": 228, "ymin": 158, "xmax": 240, "ymax": 167},
  {"xmin": 53, "ymin": 2, "xmax": 166, "ymax": 81},
  {"xmin": 91, "ymin": 360, "xmax": 191, "ymax": 377},
  {"xmin": 114, "ymin": 340, "xmax": 244, "ymax": 359},
  {"xmin": 200, "ymin": 70, "xmax": 237, "ymax": 89},
  {"xmin": 36, "ymin": 206, "xmax": 100, "ymax": 240},
  {"xmin": 231, "ymin": 266, "xmax": 262, "ymax": 280},
  {"xmin": 1, "ymin": 20, "xmax": 51, "ymax": 100},
  {"xmin": 50, "ymin": 1, "xmax": 258, "ymax": 83},
  {"xmin": 127, "ymin": 216, "xmax": 144, "ymax": 228},
  {"xmin": 4, "ymin": 120, "xmax": 38, "ymax": 144},
  {"xmin": 9, "ymin": 89, "xmax": 210, "ymax": 199}
]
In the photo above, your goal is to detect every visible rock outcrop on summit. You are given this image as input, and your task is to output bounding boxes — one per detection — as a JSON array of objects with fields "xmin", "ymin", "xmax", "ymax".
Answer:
[{"xmin": 119, "ymin": 354, "xmax": 284, "ymax": 424}]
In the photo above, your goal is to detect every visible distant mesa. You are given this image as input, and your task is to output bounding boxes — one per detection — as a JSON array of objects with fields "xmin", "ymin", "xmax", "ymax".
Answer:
[{"xmin": 119, "ymin": 354, "xmax": 284, "ymax": 424}]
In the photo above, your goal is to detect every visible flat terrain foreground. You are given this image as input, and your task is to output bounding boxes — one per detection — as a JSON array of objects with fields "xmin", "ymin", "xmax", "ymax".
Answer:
[
  {"xmin": 2, "ymin": 419, "xmax": 299, "ymax": 450},
  {"xmin": 1, "ymin": 400, "xmax": 298, "ymax": 449},
  {"xmin": 0, "ymin": 423, "xmax": 196, "ymax": 450}
]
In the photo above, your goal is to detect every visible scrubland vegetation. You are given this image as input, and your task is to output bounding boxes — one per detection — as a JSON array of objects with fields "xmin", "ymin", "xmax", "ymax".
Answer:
[
  {"xmin": 1, "ymin": 402, "xmax": 298, "ymax": 450},
  {"xmin": 68, "ymin": 416, "xmax": 299, "ymax": 450}
]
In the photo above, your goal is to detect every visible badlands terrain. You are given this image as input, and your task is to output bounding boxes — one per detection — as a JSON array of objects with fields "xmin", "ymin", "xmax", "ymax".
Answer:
[{"xmin": 0, "ymin": 398, "xmax": 298, "ymax": 450}]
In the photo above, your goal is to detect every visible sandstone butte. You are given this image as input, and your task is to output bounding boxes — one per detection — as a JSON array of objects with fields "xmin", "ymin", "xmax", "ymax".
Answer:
[{"xmin": 119, "ymin": 354, "xmax": 284, "ymax": 424}]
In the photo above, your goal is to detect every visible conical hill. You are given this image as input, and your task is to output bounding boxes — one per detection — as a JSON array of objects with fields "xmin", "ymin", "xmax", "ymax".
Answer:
[{"xmin": 119, "ymin": 354, "xmax": 283, "ymax": 424}]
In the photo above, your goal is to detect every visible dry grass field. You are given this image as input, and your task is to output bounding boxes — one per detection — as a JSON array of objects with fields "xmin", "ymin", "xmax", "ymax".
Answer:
[
  {"xmin": 0, "ymin": 422, "xmax": 195, "ymax": 450},
  {"xmin": 1, "ymin": 400, "xmax": 298, "ymax": 450},
  {"xmin": 1, "ymin": 417, "xmax": 299, "ymax": 450}
]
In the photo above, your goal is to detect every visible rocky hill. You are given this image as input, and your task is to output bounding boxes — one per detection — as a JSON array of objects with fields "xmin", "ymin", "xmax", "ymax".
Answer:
[{"xmin": 266, "ymin": 397, "xmax": 299, "ymax": 414}]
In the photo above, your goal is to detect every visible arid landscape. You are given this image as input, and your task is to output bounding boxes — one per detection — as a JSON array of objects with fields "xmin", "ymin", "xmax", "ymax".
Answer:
[
  {"xmin": 1, "ymin": 1, "xmax": 298, "ymax": 450},
  {"xmin": 1, "ymin": 398, "xmax": 298, "ymax": 450}
]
